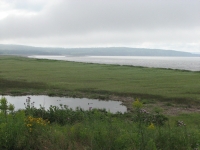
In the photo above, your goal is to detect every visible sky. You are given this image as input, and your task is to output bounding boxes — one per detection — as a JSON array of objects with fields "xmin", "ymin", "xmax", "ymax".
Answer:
[{"xmin": 0, "ymin": 0, "xmax": 200, "ymax": 53}]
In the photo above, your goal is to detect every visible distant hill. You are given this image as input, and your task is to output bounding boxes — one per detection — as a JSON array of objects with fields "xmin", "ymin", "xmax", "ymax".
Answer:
[{"xmin": 0, "ymin": 44, "xmax": 199, "ymax": 57}]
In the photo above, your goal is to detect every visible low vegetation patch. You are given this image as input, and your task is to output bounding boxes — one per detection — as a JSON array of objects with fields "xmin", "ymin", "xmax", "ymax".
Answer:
[{"xmin": 1, "ymin": 97, "xmax": 200, "ymax": 150}]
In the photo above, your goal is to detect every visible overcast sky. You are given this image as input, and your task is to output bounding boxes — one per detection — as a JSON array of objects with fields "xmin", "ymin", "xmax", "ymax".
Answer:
[{"xmin": 0, "ymin": 0, "xmax": 199, "ymax": 53}]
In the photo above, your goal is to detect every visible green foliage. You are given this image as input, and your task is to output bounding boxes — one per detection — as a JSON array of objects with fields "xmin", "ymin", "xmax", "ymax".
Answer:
[
  {"xmin": 146, "ymin": 139, "xmax": 157, "ymax": 150},
  {"xmin": 132, "ymin": 99, "xmax": 168, "ymax": 126},
  {"xmin": 0, "ymin": 97, "xmax": 8, "ymax": 115},
  {"xmin": 0, "ymin": 97, "xmax": 200, "ymax": 149},
  {"xmin": 0, "ymin": 111, "xmax": 26, "ymax": 149},
  {"xmin": 0, "ymin": 97, "xmax": 15, "ymax": 116},
  {"xmin": 133, "ymin": 98, "xmax": 143, "ymax": 108}
]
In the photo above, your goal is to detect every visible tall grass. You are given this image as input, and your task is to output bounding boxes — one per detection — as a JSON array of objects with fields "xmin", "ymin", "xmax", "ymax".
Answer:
[
  {"xmin": 0, "ymin": 56, "xmax": 200, "ymax": 104},
  {"xmin": 0, "ymin": 97, "xmax": 200, "ymax": 150}
]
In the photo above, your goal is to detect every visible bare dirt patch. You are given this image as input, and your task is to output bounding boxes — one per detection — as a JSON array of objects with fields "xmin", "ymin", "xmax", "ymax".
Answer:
[{"xmin": 109, "ymin": 95, "xmax": 200, "ymax": 115}]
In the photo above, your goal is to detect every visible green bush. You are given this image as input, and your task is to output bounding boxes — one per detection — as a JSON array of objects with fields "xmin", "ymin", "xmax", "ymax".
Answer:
[{"xmin": 0, "ymin": 97, "xmax": 200, "ymax": 149}]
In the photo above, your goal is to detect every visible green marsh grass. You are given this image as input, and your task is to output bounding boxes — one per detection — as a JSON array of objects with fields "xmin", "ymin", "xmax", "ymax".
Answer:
[{"xmin": 0, "ymin": 56, "xmax": 200, "ymax": 104}]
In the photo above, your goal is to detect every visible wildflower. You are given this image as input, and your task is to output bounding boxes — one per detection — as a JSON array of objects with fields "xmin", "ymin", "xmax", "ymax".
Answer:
[
  {"xmin": 27, "ymin": 124, "xmax": 32, "ymax": 127},
  {"xmin": 25, "ymin": 115, "xmax": 49, "ymax": 132},
  {"xmin": 132, "ymin": 98, "xmax": 143, "ymax": 109},
  {"xmin": 148, "ymin": 123, "xmax": 155, "ymax": 130}
]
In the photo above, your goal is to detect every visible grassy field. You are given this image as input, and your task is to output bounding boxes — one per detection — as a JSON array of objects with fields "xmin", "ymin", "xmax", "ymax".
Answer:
[
  {"xmin": 0, "ymin": 56, "xmax": 200, "ymax": 104},
  {"xmin": 0, "ymin": 56, "xmax": 200, "ymax": 149}
]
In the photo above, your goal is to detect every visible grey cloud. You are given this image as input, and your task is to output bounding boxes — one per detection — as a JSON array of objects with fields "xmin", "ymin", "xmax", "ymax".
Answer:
[
  {"xmin": 5, "ymin": 0, "xmax": 48, "ymax": 11},
  {"xmin": 0, "ymin": 0, "xmax": 199, "ymax": 52},
  {"xmin": 41, "ymin": 0, "xmax": 200, "ymax": 34},
  {"xmin": 1, "ymin": 0, "xmax": 200, "ymax": 37}
]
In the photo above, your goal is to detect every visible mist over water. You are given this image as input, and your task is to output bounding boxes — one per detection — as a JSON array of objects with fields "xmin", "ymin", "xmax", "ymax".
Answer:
[{"xmin": 29, "ymin": 56, "xmax": 200, "ymax": 71}]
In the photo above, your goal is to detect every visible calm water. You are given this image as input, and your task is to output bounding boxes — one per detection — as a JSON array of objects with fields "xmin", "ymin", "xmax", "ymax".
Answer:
[
  {"xmin": 1, "ymin": 95, "xmax": 127, "ymax": 113},
  {"xmin": 29, "ymin": 56, "xmax": 200, "ymax": 71}
]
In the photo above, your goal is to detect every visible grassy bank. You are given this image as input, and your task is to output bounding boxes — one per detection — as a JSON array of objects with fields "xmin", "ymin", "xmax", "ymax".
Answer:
[{"xmin": 0, "ymin": 56, "xmax": 200, "ymax": 105}]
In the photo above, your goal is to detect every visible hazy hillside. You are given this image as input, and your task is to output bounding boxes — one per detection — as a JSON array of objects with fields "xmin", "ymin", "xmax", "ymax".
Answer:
[{"xmin": 0, "ymin": 44, "xmax": 199, "ymax": 57}]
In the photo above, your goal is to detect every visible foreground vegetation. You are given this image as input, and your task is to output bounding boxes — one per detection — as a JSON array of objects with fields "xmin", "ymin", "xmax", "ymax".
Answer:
[
  {"xmin": 1, "ymin": 97, "xmax": 200, "ymax": 150},
  {"xmin": 0, "ymin": 56, "xmax": 200, "ymax": 105}
]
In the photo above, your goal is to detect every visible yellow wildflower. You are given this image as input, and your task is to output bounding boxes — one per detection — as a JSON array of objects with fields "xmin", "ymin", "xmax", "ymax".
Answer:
[
  {"xmin": 148, "ymin": 123, "xmax": 155, "ymax": 130},
  {"xmin": 27, "ymin": 124, "xmax": 32, "ymax": 127},
  {"xmin": 132, "ymin": 98, "xmax": 143, "ymax": 109}
]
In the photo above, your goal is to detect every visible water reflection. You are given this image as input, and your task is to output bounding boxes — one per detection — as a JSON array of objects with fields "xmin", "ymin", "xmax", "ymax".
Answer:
[{"xmin": 1, "ymin": 95, "xmax": 127, "ymax": 113}]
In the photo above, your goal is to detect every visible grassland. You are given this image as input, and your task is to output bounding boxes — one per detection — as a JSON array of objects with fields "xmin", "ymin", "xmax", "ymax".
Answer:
[
  {"xmin": 0, "ymin": 56, "xmax": 200, "ymax": 149},
  {"xmin": 0, "ymin": 56, "xmax": 199, "ymax": 103}
]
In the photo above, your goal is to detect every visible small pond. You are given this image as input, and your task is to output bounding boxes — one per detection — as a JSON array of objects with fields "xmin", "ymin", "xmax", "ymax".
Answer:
[{"xmin": 1, "ymin": 95, "xmax": 127, "ymax": 113}]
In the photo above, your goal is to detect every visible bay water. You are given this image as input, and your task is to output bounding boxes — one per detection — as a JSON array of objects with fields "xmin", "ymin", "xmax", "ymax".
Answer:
[{"xmin": 29, "ymin": 56, "xmax": 200, "ymax": 71}]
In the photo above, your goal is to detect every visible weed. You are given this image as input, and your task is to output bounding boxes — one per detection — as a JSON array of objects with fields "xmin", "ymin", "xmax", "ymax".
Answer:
[{"xmin": 0, "ymin": 97, "xmax": 199, "ymax": 149}]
